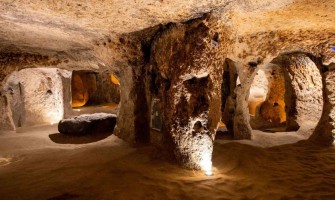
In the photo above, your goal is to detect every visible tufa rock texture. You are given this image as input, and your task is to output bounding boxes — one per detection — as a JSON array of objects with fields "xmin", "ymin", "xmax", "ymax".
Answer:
[
  {"xmin": 1, "ymin": 68, "xmax": 71, "ymax": 130},
  {"xmin": 148, "ymin": 15, "xmax": 227, "ymax": 169},
  {"xmin": 89, "ymin": 72, "xmax": 121, "ymax": 105},
  {"xmin": 259, "ymin": 65, "xmax": 287, "ymax": 127},
  {"xmin": 310, "ymin": 70, "xmax": 335, "ymax": 145},
  {"xmin": 272, "ymin": 53, "xmax": 323, "ymax": 134}
]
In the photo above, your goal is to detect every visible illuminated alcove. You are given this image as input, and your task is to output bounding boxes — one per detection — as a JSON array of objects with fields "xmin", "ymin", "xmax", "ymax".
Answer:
[
  {"xmin": 71, "ymin": 71, "xmax": 94, "ymax": 108},
  {"xmin": 248, "ymin": 65, "xmax": 287, "ymax": 131},
  {"xmin": 248, "ymin": 53, "xmax": 324, "ymax": 137},
  {"xmin": 71, "ymin": 71, "xmax": 121, "ymax": 113}
]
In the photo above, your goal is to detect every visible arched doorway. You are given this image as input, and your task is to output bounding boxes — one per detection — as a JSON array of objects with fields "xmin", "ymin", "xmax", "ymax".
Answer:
[
  {"xmin": 248, "ymin": 53, "xmax": 323, "ymax": 139},
  {"xmin": 249, "ymin": 65, "xmax": 287, "ymax": 132}
]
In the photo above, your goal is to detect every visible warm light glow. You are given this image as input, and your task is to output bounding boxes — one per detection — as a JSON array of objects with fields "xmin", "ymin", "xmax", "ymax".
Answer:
[
  {"xmin": 200, "ymin": 154, "xmax": 213, "ymax": 176},
  {"xmin": 205, "ymin": 170, "xmax": 213, "ymax": 176},
  {"xmin": 0, "ymin": 157, "xmax": 11, "ymax": 167},
  {"xmin": 248, "ymin": 98, "xmax": 264, "ymax": 116},
  {"xmin": 47, "ymin": 111, "xmax": 63, "ymax": 125},
  {"xmin": 110, "ymin": 74, "xmax": 120, "ymax": 85},
  {"xmin": 218, "ymin": 121, "xmax": 225, "ymax": 127},
  {"xmin": 71, "ymin": 73, "xmax": 90, "ymax": 107}
]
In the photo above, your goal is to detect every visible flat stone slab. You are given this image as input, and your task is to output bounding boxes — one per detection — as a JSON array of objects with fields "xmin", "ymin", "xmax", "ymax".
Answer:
[{"xmin": 58, "ymin": 113, "xmax": 117, "ymax": 135}]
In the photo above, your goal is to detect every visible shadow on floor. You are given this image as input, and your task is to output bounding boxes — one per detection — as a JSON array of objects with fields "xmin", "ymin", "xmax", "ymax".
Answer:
[
  {"xmin": 49, "ymin": 131, "xmax": 113, "ymax": 144},
  {"xmin": 215, "ymin": 130, "xmax": 234, "ymax": 140},
  {"xmin": 261, "ymin": 126, "xmax": 287, "ymax": 133}
]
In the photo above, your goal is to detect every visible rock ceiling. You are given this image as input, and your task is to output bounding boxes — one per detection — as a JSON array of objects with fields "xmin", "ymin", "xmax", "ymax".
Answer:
[{"xmin": 0, "ymin": 0, "xmax": 334, "ymax": 69}]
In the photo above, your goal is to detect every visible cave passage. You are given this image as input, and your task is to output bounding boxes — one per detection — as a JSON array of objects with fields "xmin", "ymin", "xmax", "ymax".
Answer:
[
  {"xmin": 248, "ymin": 53, "xmax": 324, "ymax": 137},
  {"xmin": 71, "ymin": 71, "xmax": 121, "ymax": 115},
  {"xmin": 249, "ymin": 66, "xmax": 287, "ymax": 132},
  {"xmin": 71, "ymin": 71, "xmax": 95, "ymax": 108}
]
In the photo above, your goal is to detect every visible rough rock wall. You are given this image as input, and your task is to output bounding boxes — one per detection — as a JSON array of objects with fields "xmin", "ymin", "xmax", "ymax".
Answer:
[
  {"xmin": 118, "ymin": 66, "xmax": 149, "ymax": 144},
  {"xmin": 232, "ymin": 62, "xmax": 258, "ymax": 139},
  {"xmin": 0, "ymin": 53, "xmax": 62, "ymax": 86},
  {"xmin": 0, "ymin": 95, "xmax": 15, "ymax": 131},
  {"xmin": 230, "ymin": 30, "xmax": 335, "ymax": 67},
  {"xmin": 5, "ymin": 77, "xmax": 24, "ymax": 128},
  {"xmin": 149, "ymin": 15, "xmax": 228, "ymax": 169},
  {"xmin": 1, "ymin": 68, "xmax": 71, "ymax": 129},
  {"xmin": 115, "ymin": 66, "xmax": 136, "ymax": 143},
  {"xmin": 114, "ymin": 34, "xmax": 150, "ymax": 144},
  {"xmin": 310, "ymin": 70, "xmax": 335, "ymax": 145},
  {"xmin": 260, "ymin": 65, "xmax": 286, "ymax": 125},
  {"xmin": 90, "ymin": 73, "xmax": 121, "ymax": 104},
  {"xmin": 221, "ymin": 59, "xmax": 238, "ymax": 137},
  {"xmin": 276, "ymin": 54, "xmax": 323, "ymax": 133},
  {"xmin": 60, "ymin": 70, "xmax": 72, "ymax": 119},
  {"xmin": 220, "ymin": 59, "xmax": 258, "ymax": 139},
  {"xmin": 0, "ymin": 52, "xmax": 69, "ymax": 131}
]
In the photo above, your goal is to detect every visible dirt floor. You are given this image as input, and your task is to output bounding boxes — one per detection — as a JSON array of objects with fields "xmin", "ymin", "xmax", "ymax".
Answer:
[{"xmin": 0, "ymin": 125, "xmax": 334, "ymax": 200}]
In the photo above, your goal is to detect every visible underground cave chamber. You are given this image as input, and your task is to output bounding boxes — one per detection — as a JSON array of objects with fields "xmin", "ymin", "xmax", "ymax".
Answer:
[
  {"xmin": 0, "ymin": 12, "xmax": 332, "ymax": 178},
  {"xmin": 0, "ymin": 39, "xmax": 333, "ymax": 176},
  {"xmin": 1, "ymin": 1, "xmax": 335, "ymax": 199}
]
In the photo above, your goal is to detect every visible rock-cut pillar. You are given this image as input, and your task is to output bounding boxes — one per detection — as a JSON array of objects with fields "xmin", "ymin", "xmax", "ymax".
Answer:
[{"xmin": 310, "ymin": 70, "xmax": 335, "ymax": 145}]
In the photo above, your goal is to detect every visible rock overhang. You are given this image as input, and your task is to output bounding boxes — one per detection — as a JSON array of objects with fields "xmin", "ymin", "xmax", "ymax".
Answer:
[{"xmin": 0, "ymin": 0, "xmax": 334, "ymax": 70}]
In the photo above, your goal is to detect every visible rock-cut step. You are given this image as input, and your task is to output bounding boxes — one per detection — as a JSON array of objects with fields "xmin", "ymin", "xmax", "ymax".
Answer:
[{"xmin": 58, "ymin": 113, "xmax": 117, "ymax": 135}]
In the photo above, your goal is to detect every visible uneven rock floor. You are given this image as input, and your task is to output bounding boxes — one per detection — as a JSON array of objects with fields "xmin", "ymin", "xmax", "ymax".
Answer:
[{"xmin": 0, "ymin": 125, "xmax": 334, "ymax": 200}]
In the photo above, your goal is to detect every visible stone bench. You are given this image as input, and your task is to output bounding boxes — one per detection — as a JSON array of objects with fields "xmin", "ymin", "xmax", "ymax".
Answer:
[{"xmin": 58, "ymin": 113, "xmax": 117, "ymax": 135}]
